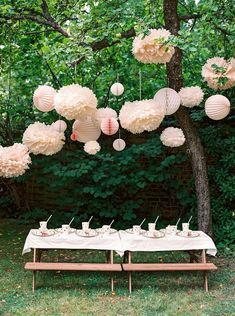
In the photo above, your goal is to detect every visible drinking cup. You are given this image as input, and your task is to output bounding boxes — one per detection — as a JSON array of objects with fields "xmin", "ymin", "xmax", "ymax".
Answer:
[
  {"xmin": 39, "ymin": 221, "xmax": 47, "ymax": 232},
  {"xmin": 182, "ymin": 223, "xmax": 189, "ymax": 232},
  {"xmin": 61, "ymin": 224, "xmax": 70, "ymax": 234},
  {"xmin": 102, "ymin": 225, "xmax": 110, "ymax": 235},
  {"xmin": 82, "ymin": 222, "xmax": 89, "ymax": 231},
  {"xmin": 133, "ymin": 225, "xmax": 141, "ymax": 235},
  {"xmin": 148, "ymin": 223, "xmax": 156, "ymax": 232}
]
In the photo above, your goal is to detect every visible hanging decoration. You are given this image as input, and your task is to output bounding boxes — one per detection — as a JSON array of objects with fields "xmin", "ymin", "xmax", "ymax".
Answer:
[
  {"xmin": 54, "ymin": 84, "xmax": 97, "ymax": 120},
  {"xmin": 84, "ymin": 140, "xmax": 101, "ymax": 155},
  {"xmin": 205, "ymin": 95, "xmax": 230, "ymax": 120},
  {"xmin": 22, "ymin": 122, "xmax": 65, "ymax": 155},
  {"xmin": 113, "ymin": 138, "xmax": 126, "ymax": 151},
  {"xmin": 0, "ymin": 143, "xmax": 31, "ymax": 178},
  {"xmin": 33, "ymin": 85, "xmax": 57, "ymax": 112},
  {"xmin": 70, "ymin": 132, "xmax": 78, "ymax": 141},
  {"xmin": 110, "ymin": 82, "xmax": 124, "ymax": 96},
  {"xmin": 154, "ymin": 88, "xmax": 181, "ymax": 115},
  {"xmin": 119, "ymin": 99, "xmax": 165, "ymax": 134},
  {"xmin": 179, "ymin": 86, "xmax": 204, "ymax": 108},
  {"xmin": 160, "ymin": 127, "xmax": 185, "ymax": 147},
  {"xmin": 132, "ymin": 29, "xmax": 175, "ymax": 64},
  {"xmin": 51, "ymin": 120, "xmax": 67, "ymax": 133},
  {"xmin": 101, "ymin": 117, "xmax": 119, "ymax": 135},
  {"xmin": 95, "ymin": 107, "xmax": 118, "ymax": 125},
  {"xmin": 72, "ymin": 118, "xmax": 101, "ymax": 143},
  {"xmin": 201, "ymin": 57, "xmax": 235, "ymax": 90}
]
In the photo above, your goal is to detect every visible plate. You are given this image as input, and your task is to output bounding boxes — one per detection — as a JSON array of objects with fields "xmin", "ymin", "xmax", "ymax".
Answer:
[
  {"xmin": 76, "ymin": 229, "xmax": 98, "ymax": 238},
  {"xmin": 55, "ymin": 228, "xmax": 77, "ymax": 234},
  {"xmin": 96, "ymin": 228, "xmax": 117, "ymax": 234},
  {"xmin": 160, "ymin": 229, "xmax": 180, "ymax": 234},
  {"xmin": 142, "ymin": 230, "xmax": 165, "ymax": 239},
  {"xmin": 125, "ymin": 228, "xmax": 145, "ymax": 235},
  {"xmin": 176, "ymin": 231, "xmax": 200, "ymax": 238},
  {"xmin": 31, "ymin": 229, "xmax": 55, "ymax": 237}
]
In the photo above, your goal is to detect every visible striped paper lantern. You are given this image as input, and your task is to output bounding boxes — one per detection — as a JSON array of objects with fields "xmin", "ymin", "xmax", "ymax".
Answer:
[
  {"xmin": 72, "ymin": 118, "xmax": 101, "ymax": 143},
  {"xmin": 33, "ymin": 85, "xmax": 56, "ymax": 112},
  {"xmin": 205, "ymin": 95, "xmax": 230, "ymax": 120},
  {"xmin": 154, "ymin": 88, "xmax": 181, "ymax": 115},
  {"xmin": 113, "ymin": 139, "xmax": 126, "ymax": 151}
]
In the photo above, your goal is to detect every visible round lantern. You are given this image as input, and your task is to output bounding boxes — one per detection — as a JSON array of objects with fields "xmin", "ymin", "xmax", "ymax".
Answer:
[
  {"xmin": 72, "ymin": 118, "xmax": 101, "ymax": 143},
  {"xmin": 205, "ymin": 95, "xmax": 230, "ymax": 120},
  {"xmin": 160, "ymin": 127, "xmax": 185, "ymax": 147},
  {"xmin": 96, "ymin": 107, "xmax": 117, "ymax": 125},
  {"xmin": 84, "ymin": 141, "xmax": 101, "ymax": 155},
  {"xmin": 113, "ymin": 139, "xmax": 126, "ymax": 151},
  {"xmin": 101, "ymin": 117, "xmax": 119, "ymax": 135},
  {"xmin": 154, "ymin": 88, "xmax": 181, "ymax": 115},
  {"xmin": 110, "ymin": 83, "xmax": 124, "ymax": 96},
  {"xmin": 51, "ymin": 120, "xmax": 67, "ymax": 133},
  {"xmin": 33, "ymin": 85, "xmax": 57, "ymax": 112},
  {"xmin": 70, "ymin": 132, "xmax": 78, "ymax": 141}
]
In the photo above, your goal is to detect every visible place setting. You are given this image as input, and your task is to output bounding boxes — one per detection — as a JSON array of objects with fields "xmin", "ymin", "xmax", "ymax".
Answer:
[
  {"xmin": 125, "ymin": 217, "xmax": 165, "ymax": 239},
  {"xmin": 31, "ymin": 214, "xmax": 56, "ymax": 237}
]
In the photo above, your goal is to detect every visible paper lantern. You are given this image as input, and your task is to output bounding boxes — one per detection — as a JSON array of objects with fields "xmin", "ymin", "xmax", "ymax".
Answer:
[
  {"xmin": 179, "ymin": 86, "xmax": 204, "ymax": 108},
  {"xmin": 54, "ymin": 84, "xmax": 97, "ymax": 120},
  {"xmin": 202, "ymin": 57, "xmax": 235, "ymax": 90},
  {"xmin": 70, "ymin": 132, "xmax": 78, "ymax": 141},
  {"xmin": 33, "ymin": 85, "xmax": 57, "ymax": 112},
  {"xmin": 22, "ymin": 122, "xmax": 65, "ymax": 155},
  {"xmin": 160, "ymin": 127, "xmax": 185, "ymax": 147},
  {"xmin": 154, "ymin": 88, "xmax": 181, "ymax": 115},
  {"xmin": 51, "ymin": 120, "xmax": 67, "ymax": 132},
  {"xmin": 101, "ymin": 117, "xmax": 119, "ymax": 135},
  {"xmin": 84, "ymin": 141, "xmax": 101, "ymax": 155},
  {"xmin": 0, "ymin": 143, "xmax": 31, "ymax": 178},
  {"xmin": 119, "ymin": 99, "xmax": 165, "ymax": 134},
  {"xmin": 110, "ymin": 83, "xmax": 124, "ymax": 96},
  {"xmin": 72, "ymin": 118, "xmax": 101, "ymax": 143},
  {"xmin": 132, "ymin": 29, "xmax": 175, "ymax": 64},
  {"xmin": 205, "ymin": 95, "xmax": 230, "ymax": 120},
  {"xmin": 113, "ymin": 139, "xmax": 126, "ymax": 151},
  {"xmin": 96, "ymin": 107, "xmax": 117, "ymax": 125}
]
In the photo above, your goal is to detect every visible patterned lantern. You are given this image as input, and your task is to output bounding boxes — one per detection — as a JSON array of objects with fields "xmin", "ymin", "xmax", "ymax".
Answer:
[
  {"xmin": 160, "ymin": 127, "xmax": 185, "ymax": 147},
  {"xmin": 205, "ymin": 95, "xmax": 230, "ymax": 120},
  {"xmin": 113, "ymin": 139, "xmax": 126, "ymax": 151},
  {"xmin": 72, "ymin": 118, "xmax": 101, "ymax": 143},
  {"xmin": 101, "ymin": 117, "xmax": 119, "ymax": 135},
  {"xmin": 33, "ymin": 85, "xmax": 57, "ymax": 112},
  {"xmin": 96, "ymin": 107, "xmax": 117, "ymax": 125},
  {"xmin": 110, "ymin": 83, "xmax": 124, "ymax": 96},
  {"xmin": 84, "ymin": 141, "xmax": 101, "ymax": 155},
  {"xmin": 70, "ymin": 132, "xmax": 78, "ymax": 141},
  {"xmin": 51, "ymin": 120, "xmax": 67, "ymax": 133},
  {"xmin": 179, "ymin": 86, "xmax": 204, "ymax": 108},
  {"xmin": 154, "ymin": 88, "xmax": 181, "ymax": 115}
]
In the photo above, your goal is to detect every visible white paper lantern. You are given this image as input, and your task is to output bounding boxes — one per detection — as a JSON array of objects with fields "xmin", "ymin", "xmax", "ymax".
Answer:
[
  {"xmin": 113, "ymin": 139, "xmax": 126, "ymax": 151},
  {"xmin": 96, "ymin": 107, "xmax": 118, "ymax": 125},
  {"xmin": 72, "ymin": 118, "xmax": 101, "ymax": 143},
  {"xmin": 205, "ymin": 95, "xmax": 230, "ymax": 120},
  {"xmin": 84, "ymin": 141, "xmax": 101, "ymax": 155},
  {"xmin": 33, "ymin": 85, "xmax": 57, "ymax": 112},
  {"xmin": 101, "ymin": 117, "xmax": 119, "ymax": 135},
  {"xmin": 179, "ymin": 86, "xmax": 204, "ymax": 108},
  {"xmin": 110, "ymin": 83, "xmax": 124, "ymax": 96},
  {"xmin": 154, "ymin": 88, "xmax": 181, "ymax": 115},
  {"xmin": 51, "ymin": 120, "xmax": 67, "ymax": 133},
  {"xmin": 160, "ymin": 127, "xmax": 185, "ymax": 147}
]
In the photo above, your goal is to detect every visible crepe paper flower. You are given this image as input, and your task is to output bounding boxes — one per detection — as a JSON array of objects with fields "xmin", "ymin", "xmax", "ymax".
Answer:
[
  {"xmin": 110, "ymin": 83, "xmax": 124, "ymax": 96},
  {"xmin": 201, "ymin": 57, "xmax": 235, "ymax": 90},
  {"xmin": 101, "ymin": 117, "xmax": 119, "ymax": 136},
  {"xmin": 70, "ymin": 132, "xmax": 78, "ymax": 141},
  {"xmin": 205, "ymin": 95, "xmax": 230, "ymax": 120},
  {"xmin": 132, "ymin": 28, "xmax": 175, "ymax": 64},
  {"xmin": 51, "ymin": 120, "xmax": 67, "ymax": 133},
  {"xmin": 160, "ymin": 127, "xmax": 185, "ymax": 147},
  {"xmin": 95, "ymin": 107, "xmax": 118, "ymax": 125},
  {"xmin": 84, "ymin": 141, "xmax": 101, "ymax": 155},
  {"xmin": 33, "ymin": 85, "xmax": 57, "ymax": 112},
  {"xmin": 154, "ymin": 88, "xmax": 181, "ymax": 115},
  {"xmin": 72, "ymin": 118, "xmax": 101, "ymax": 143},
  {"xmin": 113, "ymin": 139, "xmax": 126, "ymax": 151},
  {"xmin": 22, "ymin": 122, "xmax": 65, "ymax": 155},
  {"xmin": 179, "ymin": 86, "xmax": 204, "ymax": 108},
  {"xmin": 54, "ymin": 84, "xmax": 97, "ymax": 120},
  {"xmin": 119, "ymin": 99, "xmax": 165, "ymax": 134},
  {"xmin": 0, "ymin": 143, "xmax": 31, "ymax": 178}
]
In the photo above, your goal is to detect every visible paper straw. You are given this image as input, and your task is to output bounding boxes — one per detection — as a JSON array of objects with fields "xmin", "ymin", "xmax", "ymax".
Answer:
[
  {"xmin": 154, "ymin": 216, "xmax": 159, "ymax": 224},
  {"xmin": 46, "ymin": 214, "xmax": 52, "ymax": 223},
  {"xmin": 176, "ymin": 218, "xmax": 181, "ymax": 226},
  {"xmin": 139, "ymin": 218, "xmax": 146, "ymax": 227},
  {"xmin": 109, "ymin": 219, "xmax": 114, "ymax": 227},
  {"xmin": 68, "ymin": 217, "xmax": 75, "ymax": 226},
  {"xmin": 188, "ymin": 215, "xmax": 193, "ymax": 223},
  {"xmin": 88, "ymin": 216, "xmax": 93, "ymax": 223}
]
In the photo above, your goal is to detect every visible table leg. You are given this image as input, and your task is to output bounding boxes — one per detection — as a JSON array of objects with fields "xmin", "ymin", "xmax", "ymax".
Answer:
[
  {"xmin": 128, "ymin": 251, "xmax": 132, "ymax": 294},
  {"xmin": 201, "ymin": 250, "xmax": 208, "ymax": 292},
  {"xmin": 110, "ymin": 250, "xmax": 114, "ymax": 292},
  {"xmin": 32, "ymin": 248, "xmax": 37, "ymax": 293}
]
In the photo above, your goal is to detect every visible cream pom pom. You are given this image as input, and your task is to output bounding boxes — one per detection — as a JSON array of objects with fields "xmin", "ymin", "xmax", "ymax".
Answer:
[
  {"xmin": 95, "ymin": 107, "xmax": 118, "ymax": 125},
  {"xmin": 132, "ymin": 29, "xmax": 175, "ymax": 64},
  {"xmin": 72, "ymin": 118, "xmax": 101, "ymax": 143},
  {"xmin": 110, "ymin": 83, "xmax": 124, "ymax": 96},
  {"xmin": 119, "ymin": 99, "xmax": 165, "ymax": 134},
  {"xmin": 54, "ymin": 84, "xmax": 97, "ymax": 120},
  {"xmin": 84, "ymin": 141, "xmax": 101, "ymax": 155},
  {"xmin": 160, "ymin": 127, "xmax": 185, "ymax": 147},
  {"xmin": 33, "ymin": 85, "xmax": 57, "ymax": 112},
  {"xmin": 51, "ymin": 120, "xmax": 67, "ymax": 132},
  {"xmin": 205, "ymin": 95, "xmax": 230, "ymax": 120},
  {"xmin": 202, "ymin": 57, "xmax": 235, "ymax": 90},
  {"xmin": 0, "ymin": 143, "xmax": 31, "ymax": 178},
  {"xmin": 101, "ymin": 117, "xmax": 119, "ymax": 135},
  {"xmin": 154, "ymin": 88, "xmax": 181, "ymax": 115},
  {"xmin": 179, "ymin": 86, "xmax": 204, "ymax": 108},
  {"xmin": 22, "ymin": 122, "xmax": 65, "ymax": 155}
]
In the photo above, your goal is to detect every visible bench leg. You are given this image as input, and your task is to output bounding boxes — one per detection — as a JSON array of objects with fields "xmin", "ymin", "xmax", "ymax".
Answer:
[
  {"xmin": 128, "ymin": 251, "xmax": 132, "ymax": 294},
  {"xmin": 110, "ymin": 250, "xmax": 114, "ymax": 292},
  {"xmin": 201, "ymin": 250, "xmax": 208, "ymax": 292}
]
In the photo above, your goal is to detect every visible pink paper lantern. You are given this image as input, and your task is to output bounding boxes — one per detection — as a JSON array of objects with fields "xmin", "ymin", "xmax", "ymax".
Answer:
[
  {"xmin": 113, "ymin": 139, "xmax": 126, "ymax": 151},
  {"xmin": 101, "ymin": 118, "xmax": 119, "ymax": 136},
  {"xmin": 33, "ymin": 85, "xmax": 57, "ymax": 112}
]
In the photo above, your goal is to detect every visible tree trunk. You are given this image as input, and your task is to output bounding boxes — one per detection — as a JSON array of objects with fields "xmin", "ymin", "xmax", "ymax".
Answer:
[{"xmin": 163, "ymin": 0, "xmax": 212, "ymax": 235}]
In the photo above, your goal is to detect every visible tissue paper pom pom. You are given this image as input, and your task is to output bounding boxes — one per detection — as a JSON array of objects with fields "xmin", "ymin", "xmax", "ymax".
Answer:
[
  {"xmin": 202, "ymin": 57, "xmax": 235, "ymax": 90},
  {"xmin": 132, "ymin": 29, "xmax": 175, "ymax": 64},
  {"xmin": 33, "ymin": 85, "xmax": 56, "ymax": 112},
  {"xmin": 22, "ymin": 122, "xmax": 65, "ymax": 155},
  {"xmin": 154, "ymin": 88, "xmax": 181, "ymax": 115},
  {"xmin": 110, "ymin": 83, "xmax": 124, "ymax": 96},
  {"xmin": 113, "ymin": 139, "xmax": 126, "ymax": 151},
  {"xmin": 54, "ymin": 84, "xmax": 97, "ymax": 120},
  {"xmin": 119, "ymin": 99, "xmax": 165, "ymax": 134},
  {"xmin": 51, "ymin": 120, "xmax": 67, "ymax": 132},
  {"xmin": 84, "ymin": 141, "xmax": 101, "ymax": 155},
  {"xmin": 205, "ymin": 95, "xmax": 230, "ymax": 120},
  {"xmin": 101, "ymin": 117, "xmax": 119, "ymax": 135},
  {"xmin": 160, "ymin": 127, "xmax": 185, "ymax": 147},
  {"xmin": 0, "ymin": 143, "xmax": 31, "ymax": 178},
  {"xmin": 73, "ymin": 118, "xmax": 101, "ymax": 143},
  {"xmin": 179, "ymin": 86, "xmax": 204, "ymax": 108},
  {"xmin": 96, "ymin": 107, "xmax": 117, "ymax": 125}
]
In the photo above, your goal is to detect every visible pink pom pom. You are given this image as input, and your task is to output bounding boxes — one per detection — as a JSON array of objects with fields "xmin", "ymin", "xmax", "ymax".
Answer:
[{"xmin": 101, "ymin": 118, "xmax": 119, "ymax": 136}]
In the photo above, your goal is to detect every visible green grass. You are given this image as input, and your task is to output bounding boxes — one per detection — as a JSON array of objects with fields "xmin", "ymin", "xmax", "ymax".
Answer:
[{"xmin": 0, "ymin": 219, "xmax": 234, "ymax": 316}]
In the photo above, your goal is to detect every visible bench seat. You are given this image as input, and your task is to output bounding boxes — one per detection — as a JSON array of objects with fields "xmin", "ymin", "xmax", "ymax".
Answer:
[
  {"xmin": 25, "ymin": 262, "xmax": 122, "ymax": 271},
  {"xmin": 122, "ymin": 263, "xmax": 217, "ymax": 271}
]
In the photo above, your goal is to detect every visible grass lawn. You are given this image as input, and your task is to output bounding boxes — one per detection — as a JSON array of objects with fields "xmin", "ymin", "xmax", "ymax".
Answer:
[{"xmin": 0, "ymin": 219, "xmax": 234, "ymax": 316}]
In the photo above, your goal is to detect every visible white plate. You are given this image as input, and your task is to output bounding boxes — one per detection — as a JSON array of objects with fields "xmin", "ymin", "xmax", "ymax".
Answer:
[
  {"xmin": 55, "ymin": 228, "xmax": 76, "ymax": 234},
  {"xmin": 125, "ymin": 228, "xmax": 145, "ymax": 235},
  {"xmin": 142, "ymin": 230, "xmax": 165, "ymax": 239},
  {"xmin": 96, "ymin": 228, "xmax": 117, "ymax": 234},
  {"xmin": 160, "ymin": 229, "xmax": 180, "ymax": 234},
  {"xmin": 176, "ymin": 231, "xmax": 200, "ymax": 238},
  {"xmin": 31, "ymin": 229, "xmax": 55, "ymax": 237},
  {"xmin": 76, "ymin": 229, "xmax": 98, "ymax": 238}
]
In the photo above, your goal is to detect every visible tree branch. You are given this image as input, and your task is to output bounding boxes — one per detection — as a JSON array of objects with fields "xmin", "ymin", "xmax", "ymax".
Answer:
[{"xmin": 179, "ymin": 13, "xmax": 201, "ymax": 21}]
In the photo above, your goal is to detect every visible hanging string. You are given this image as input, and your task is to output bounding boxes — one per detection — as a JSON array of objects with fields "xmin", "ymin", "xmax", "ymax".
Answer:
[
  {"xmin": 117, "ymin": 73, "xmax": 119, "ymax": 82},
  {"xmin": 139, "ymin": 69, "xmax": 142, "ymax": 100},
  {"xmin": 74, "ymin": 63, "xmax": 77, "ymax": 83},
  {"xmin": 118, "ymin": 128, "xmax": 121, "ymax": 139}
]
